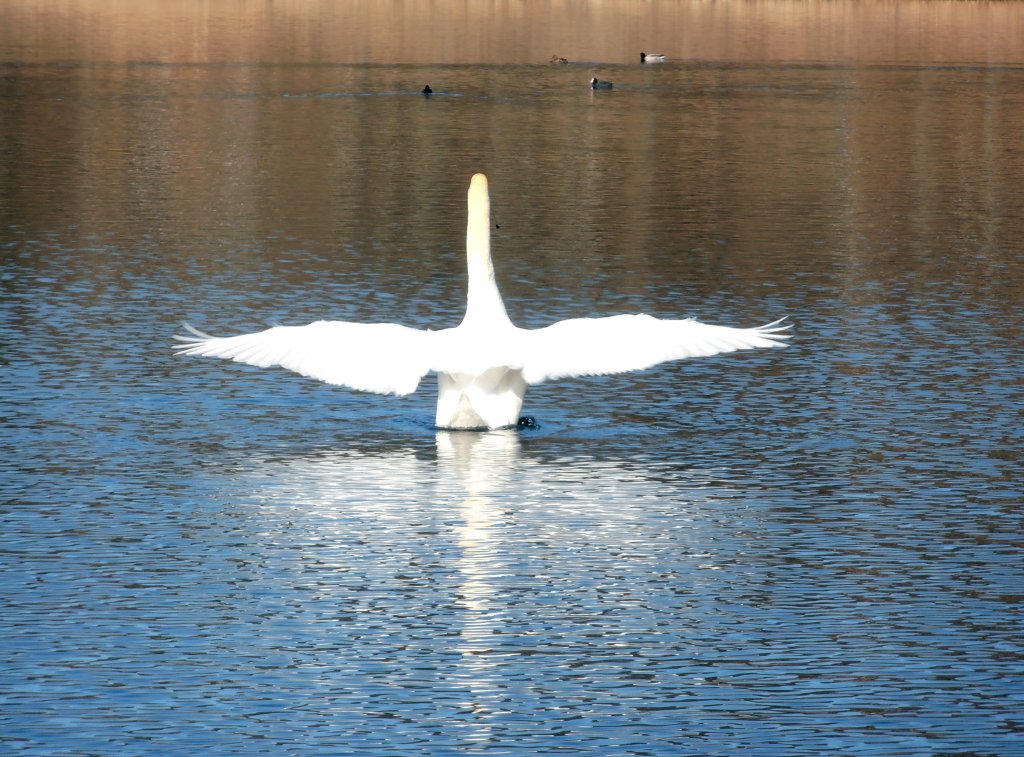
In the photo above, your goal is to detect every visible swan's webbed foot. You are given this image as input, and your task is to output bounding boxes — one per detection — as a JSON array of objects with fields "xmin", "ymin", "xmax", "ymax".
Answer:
[{"xmin": 517, "ymin": 416, "xmax": 539, "ymax": 429}]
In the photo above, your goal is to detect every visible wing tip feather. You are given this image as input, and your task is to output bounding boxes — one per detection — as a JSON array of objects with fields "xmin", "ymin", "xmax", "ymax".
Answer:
[
  {"xmin": 754, "ymin": 316, "xmax": 793, "ymax": 345},
  {"xmin": 173, "ymin": 321, "xmax": 215, "ymax": 347}
]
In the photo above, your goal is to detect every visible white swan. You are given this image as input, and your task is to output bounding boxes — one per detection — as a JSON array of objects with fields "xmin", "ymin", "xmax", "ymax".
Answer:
[{"xmin": 175, "ymin": 174, "xmax": 790, "ymax": 430}]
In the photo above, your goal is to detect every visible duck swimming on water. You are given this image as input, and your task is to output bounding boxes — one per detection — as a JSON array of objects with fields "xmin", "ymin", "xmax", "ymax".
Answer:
[
  {"xmin": 640, "ymin": 52, "xmax": 666, "ymax": 63},
  {"xmin": 175, "ymin": 174, "xmax": 790, "ymax": 430},
  {"xmin": 590, "ymin": 77, "xmax": 613, "ymax": 89}
]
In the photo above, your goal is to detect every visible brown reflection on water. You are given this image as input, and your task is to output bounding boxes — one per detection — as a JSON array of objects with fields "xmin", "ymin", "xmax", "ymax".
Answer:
[
  {"xmin": 2, "ymin": 1, "xmax": 1023, "ymax": 335},
  {"xmin": 3, "ymin": 0, "xmax": 1023, "ymax": 66},
  {"xmin": 3, "ymin": 65, "xmax": 1023, "ymax": 314}
]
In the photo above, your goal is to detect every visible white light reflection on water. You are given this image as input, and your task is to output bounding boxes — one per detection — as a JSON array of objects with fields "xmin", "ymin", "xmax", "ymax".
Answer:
[
  {"xmin": 197, "ymin": 390, "xmax": 1024, "ymax": 754},
  {"xmin": 233, "ymin": 429, "xmax": 733, "ymax": 750},
  {"xmin": 439, "ymin": 432, "xmax": 518, "ymax": 729}
]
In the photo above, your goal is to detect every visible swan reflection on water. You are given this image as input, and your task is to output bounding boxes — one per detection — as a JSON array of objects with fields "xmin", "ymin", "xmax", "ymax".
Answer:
[
  {"xmin": 217, "ymin": 431, "xmax": 737, "ymax": 735},
  {"xmin": 248, "ymin": 430, "xmax": 717, "ymax": 537}
]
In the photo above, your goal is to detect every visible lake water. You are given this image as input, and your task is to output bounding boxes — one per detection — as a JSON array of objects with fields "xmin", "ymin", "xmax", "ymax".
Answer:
[{"xmin": 2, "ymin": 2, "xmax": 1023, "ymax": 755}]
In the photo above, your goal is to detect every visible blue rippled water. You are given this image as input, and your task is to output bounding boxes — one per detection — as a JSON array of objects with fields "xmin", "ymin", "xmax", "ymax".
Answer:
[{"xmin": 2, "ymin": 14, "xmax": 1023, "ymax": 756}]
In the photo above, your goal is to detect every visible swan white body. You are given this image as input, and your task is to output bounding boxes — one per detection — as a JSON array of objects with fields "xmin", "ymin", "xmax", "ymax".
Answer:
[{"xmin": 175, "ymin": 174, "xmax": 790, "ymax": 429}]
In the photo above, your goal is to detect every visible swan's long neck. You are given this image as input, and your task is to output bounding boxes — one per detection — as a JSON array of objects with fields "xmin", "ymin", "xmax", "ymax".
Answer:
[{"xmin": 461, "ymin": 173, "xmax": 512, "ymax": 328}]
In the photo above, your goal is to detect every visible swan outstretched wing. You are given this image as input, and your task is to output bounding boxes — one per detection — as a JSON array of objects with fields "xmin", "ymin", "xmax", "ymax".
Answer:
[
  {"xmin": 521, "ymin": 315, "xmax": 790, "ymax": 384},
  {"xmin": 174, "ymin": 321, "xmax": 433, "ymax": 395}
]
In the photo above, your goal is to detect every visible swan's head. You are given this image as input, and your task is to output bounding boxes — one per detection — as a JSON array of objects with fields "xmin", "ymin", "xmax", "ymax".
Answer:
[{"xmin": 469, "ymin": 173, "xmax": 488, "ymax": 200}]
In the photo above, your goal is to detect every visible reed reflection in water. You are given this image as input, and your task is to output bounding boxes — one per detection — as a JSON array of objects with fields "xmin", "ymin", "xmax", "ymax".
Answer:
[{"xmin": 4, "ymin": 0, "xmax": 1022, "ymax": 65}]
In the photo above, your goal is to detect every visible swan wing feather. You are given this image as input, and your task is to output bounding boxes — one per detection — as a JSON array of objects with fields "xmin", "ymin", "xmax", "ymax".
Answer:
[
  {"xmin": 174, "ymin": 320, "xmax": 432, "ymax": 395},
  {"xmin": 521, "ymin": 315, "xmax": 790, "ymax": 384}
]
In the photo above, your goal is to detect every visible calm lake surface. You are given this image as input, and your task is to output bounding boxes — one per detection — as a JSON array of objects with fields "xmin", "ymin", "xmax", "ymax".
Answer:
[{"xmin": 2, "ymin": 2, "xmax": 1022, "ymax": 755}]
